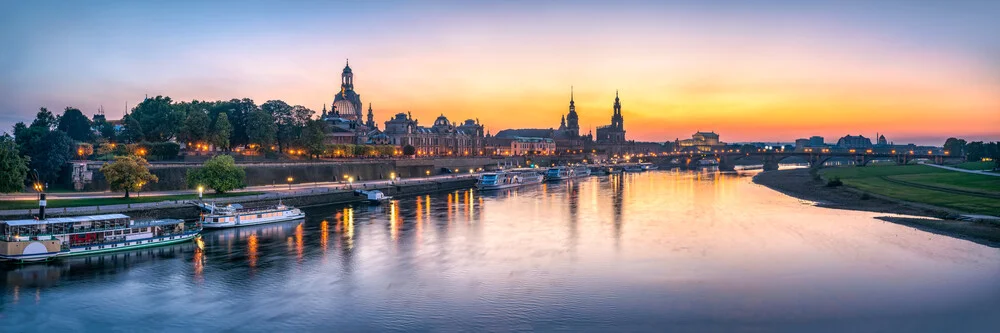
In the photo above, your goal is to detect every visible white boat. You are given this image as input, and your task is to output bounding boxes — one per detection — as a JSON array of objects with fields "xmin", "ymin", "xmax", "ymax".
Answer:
[
  {"xmin": 546, "ymin": 166, "xmax": 592, "ymax": 181},
  {"xmin": 623, "ymin": 165, "xmax": 644, "ymax": 172},
  {"xmin": 641, "ymin": 163, "xmax": 659, "ymax": 171},
  {"xmin": 355, "ymin": 189, "xmax": 393, "ymax": 204},
  {"xmin": 477, "ymin": 171, "xmax": 544, "ymax": 190},
  {"xmin": 200, "ymin": 202, "xmax": 304, "ymax": 229},
  {"xmin": 1, "ymin": 214, "xmax": 201, "ymax": 262}
]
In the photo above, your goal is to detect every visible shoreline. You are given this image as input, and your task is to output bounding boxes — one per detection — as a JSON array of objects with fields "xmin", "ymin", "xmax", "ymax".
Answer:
[{"xmin": 752, "ymin": 168, "xmax": 1000, "ymax": 248}]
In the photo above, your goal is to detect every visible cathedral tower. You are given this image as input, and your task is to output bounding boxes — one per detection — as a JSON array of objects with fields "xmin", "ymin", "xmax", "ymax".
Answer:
[{"xmin": 566, "ymin": 86, "xmax": 580, "ymax": 136}]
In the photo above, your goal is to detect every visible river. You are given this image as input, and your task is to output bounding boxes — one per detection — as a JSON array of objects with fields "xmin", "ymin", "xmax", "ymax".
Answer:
[{"xmin": 2, "ymin": 170, "xmax": 998, "ymax": 332}]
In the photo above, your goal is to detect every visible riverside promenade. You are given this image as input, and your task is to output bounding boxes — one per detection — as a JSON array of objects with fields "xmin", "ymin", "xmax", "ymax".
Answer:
[{"xmin": 0, "ymin": 173, "xmax": 480, "ymax": 219}]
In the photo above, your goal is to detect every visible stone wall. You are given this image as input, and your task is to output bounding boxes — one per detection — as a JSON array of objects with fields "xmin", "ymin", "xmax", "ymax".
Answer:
[{"xmin": 65, "ymin": 157, "xmax": 522, "ymax": 192}]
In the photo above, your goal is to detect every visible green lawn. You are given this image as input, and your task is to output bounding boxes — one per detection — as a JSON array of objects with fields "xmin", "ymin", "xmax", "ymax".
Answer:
[
  {"xmin": 952, "ymin": 161, "xmax": 997, "ymax": 171},
  {"xmin": 820, "ymin": 165, "xmax": 1000, "ymax": 216},
  {"xmin": 0, "ymin": 192, "xmax": 264, "ymax": 210}
]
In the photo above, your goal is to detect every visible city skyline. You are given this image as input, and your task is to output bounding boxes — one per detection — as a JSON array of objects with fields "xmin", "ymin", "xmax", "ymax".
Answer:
[{"xmin": 3, "ymin": 1, "xmax": 999, "ymax": 145}]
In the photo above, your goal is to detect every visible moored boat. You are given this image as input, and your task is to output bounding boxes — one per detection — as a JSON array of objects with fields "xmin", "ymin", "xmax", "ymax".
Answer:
[
  {"xmin": 477, "ymin": 171, "xmax": 544, "ymax": 190},
  {"xmin": 623, "ymin": 165, "xmax": 644, "ymax": 172},
  {"xmin": 355, "ymin": 189, "xmax": 393, "ymax": 204},
  {"xmin": 200, "ymin": 202, "xmax": 304, "ymax": 229},
  {"xmin": 546, "ymin": 166, "xmax": 592, "ymax": 181},
  {"xmin": 1, "ymin": 214, "xmax": 201, "ymax": 262}
]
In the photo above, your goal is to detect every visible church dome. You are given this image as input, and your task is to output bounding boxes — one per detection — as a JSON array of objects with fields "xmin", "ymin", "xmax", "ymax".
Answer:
[
  {"xmin": 332, "ymin": 99, "xmax": 357, "ymax": 119},
  {"xmin": 433, "ymin": 115, "xmax": 450, "ymax": 127}
]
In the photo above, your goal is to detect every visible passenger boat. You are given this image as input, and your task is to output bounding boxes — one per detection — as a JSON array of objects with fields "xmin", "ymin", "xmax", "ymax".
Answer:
[
  {"xmin": 477, "ymin": 171, "xmax": 544, "ymax": 190},
  {"xmin": 546, "ymin": 166, "xmax": 592, "ymax": 181},
  {"xmin": 623, "ymin": 165, "xmax": 644, "ymax": 172},
  {"xmin": 1, "ymin": 214, "xmax": 201, "ymax": 262},
  {"xmin": 640, "ymin": 163, "xmax": 659, "ymax": 171},
  {"xmin": 200, "ymin": 202, "xmax": 304, "ymax": 229},
  {"xmin": 355, "ymin": 189, "xmax": 392, "ymax": 204}
]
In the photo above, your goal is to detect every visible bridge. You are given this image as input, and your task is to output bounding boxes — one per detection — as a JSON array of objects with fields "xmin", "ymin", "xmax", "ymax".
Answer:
[{"xmin": 643, "ymin": 150, "xmax": 962, "ymax": 171}]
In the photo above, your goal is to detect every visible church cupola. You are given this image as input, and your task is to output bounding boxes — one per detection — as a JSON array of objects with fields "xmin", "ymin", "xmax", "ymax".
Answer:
[{"xmin": 342, "ymin": 59, "xmax": 353, "ymax": 90}]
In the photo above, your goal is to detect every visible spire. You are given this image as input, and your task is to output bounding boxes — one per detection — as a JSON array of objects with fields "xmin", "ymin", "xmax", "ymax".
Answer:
[{"xmin": 570, "ymin": 86, "xmax": 574, "ymax": 103}]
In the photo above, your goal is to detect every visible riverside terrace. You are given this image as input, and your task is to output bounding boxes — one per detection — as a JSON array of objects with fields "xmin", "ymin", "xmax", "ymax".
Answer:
[
  {"xmin": 0, "ymin": 173, "xmax": 480, "ymax": 220},
  {"xmin": 61, "ymin": 156, "xmax": 525, "ymax": 192},
  {"xmin": 637, "ymin": 150, "xmax": 963, "ymax": 171}
]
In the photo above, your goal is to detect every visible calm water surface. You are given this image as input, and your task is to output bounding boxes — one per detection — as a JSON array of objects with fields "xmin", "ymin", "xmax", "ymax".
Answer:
[{"xmin": 2, "ymin": 171, "xmax": 999, "ymax": 332}]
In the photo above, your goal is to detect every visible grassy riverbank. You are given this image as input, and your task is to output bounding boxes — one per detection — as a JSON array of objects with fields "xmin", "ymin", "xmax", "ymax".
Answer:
[
  {"xmin": 753, "ymin": 168, "xmax": 1000, "ymax": 247},
  {"xmin": 819, "ymin": 165, "xmax": 1000, "ymax": 216},
  {"xmin": 0, "ymin": 192, "xmax": 264, "ymax": 210}
]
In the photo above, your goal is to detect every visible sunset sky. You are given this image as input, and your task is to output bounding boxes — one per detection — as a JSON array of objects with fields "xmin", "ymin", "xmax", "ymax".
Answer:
[{"xmin": 2, "ymin": 0, "xmax": 998, "ymax": 144}]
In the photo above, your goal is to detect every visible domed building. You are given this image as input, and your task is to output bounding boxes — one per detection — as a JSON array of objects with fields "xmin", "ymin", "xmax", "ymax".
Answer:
[{"xmin": 332, "ymin": 60, "xmax": 363, "ymax": 121}]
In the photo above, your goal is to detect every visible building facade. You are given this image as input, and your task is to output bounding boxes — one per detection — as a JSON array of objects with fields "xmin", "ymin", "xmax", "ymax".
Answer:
[
  {"xmin": 383, "ymin": 113, "xmax": 484, "ymax": 156},
  {"xmin": 510, "ymin": 137, "xmax": 556, "ymax": 155}
]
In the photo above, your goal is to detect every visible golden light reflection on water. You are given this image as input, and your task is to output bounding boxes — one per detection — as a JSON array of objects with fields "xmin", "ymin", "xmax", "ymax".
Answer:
[
  {"xmin": 390, "ymin": 201, "xmax": 400, "ymax": 242},
  {"xmin": 247, "ymin": 234, "xmax": 258, "ymax": 269},
  {"xmin": 320, "ymin": 220, "xmax": 329, "ymax": 253},
  {"xmin": 295, "ymin": 223, "xmax": 304, "ymax": 261},
  {"xmin": 193, "ymin": 249, "xmax": 204, "ymax": 283}
]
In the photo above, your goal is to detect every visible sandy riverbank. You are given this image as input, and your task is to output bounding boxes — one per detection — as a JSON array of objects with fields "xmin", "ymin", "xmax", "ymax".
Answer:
[{"xmin": 753, "ymin": 168, "xmax": 1000, "ymax": 247}]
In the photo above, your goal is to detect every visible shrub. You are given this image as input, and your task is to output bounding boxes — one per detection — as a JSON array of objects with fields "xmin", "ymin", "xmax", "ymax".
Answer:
[{"xmin": 825, "ymin": 177, "xmax": 843, "ymax": 187}]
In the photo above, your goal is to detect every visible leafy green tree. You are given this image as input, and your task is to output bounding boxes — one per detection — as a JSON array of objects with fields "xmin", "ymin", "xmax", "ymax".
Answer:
[
  {"xmin": 121, "ymin": 115, "xmax": 144, "ymax": 143},
  {"xmin": 130, "ymin": 96, "xmax": 183, "ymax": 142},
  {"xmin": 28, "ymin": 130, "xmax": 74, "ymax": 183},
  {"xmin": 0, "ymin": 135, "xmax": 29, "ymax": 193},
  {"xmin": 57, "ymin": 107, "xmax": 94, "ymax": 142},
  {"xmin": 965, "ymin": 141, "xmax": 985, "ymax": 162},
  {"xmin": 92, "ymin": 113, "xmax": 117, "ymax": 142},
  {"xmin": 301, "ymin": 119, "xmax": 328, "ymax": 158},
  {"xmin": 100, "ymin": 155, "xmax": 158, "ymax": 198},
  {"xmin": 30, "ymin": 107, "xmax": 56, "ymax": 130},
  {"xmin": 186, "ymin": 155, "xmax": 246, "ymax": 193},
  {"xmin": 246, "ymin": 109, "xmax": 276, "ymax": 151},
  {"xmin": 262, "ymin": 100, "xmax": 294, "ymax": 152},
  {"xmin": 211, "ymin": 113, "xmax": 232, "ymax": 151},
  {"xmin": 943, "ymin": 137, "xmax": 967, "ymax": 157},
  {"xmin": 179, "ymin": 109, "xmax": 211, "ymax": 144},
  {"xmin": 403, "ymin": 144, "xmax": 416, "ymax": 156}
]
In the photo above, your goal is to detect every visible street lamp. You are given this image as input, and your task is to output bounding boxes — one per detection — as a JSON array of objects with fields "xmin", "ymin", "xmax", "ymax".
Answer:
[
  {"xmin": 198, "ymin": 185, "xmax": 204, "ymax": 200},
  {"xmin": 287, "ymin": 176, "xmax": 294, "ymax": 190}
]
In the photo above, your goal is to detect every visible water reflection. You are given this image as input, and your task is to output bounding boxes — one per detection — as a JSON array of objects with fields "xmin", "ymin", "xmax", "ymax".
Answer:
[{"xmin": 2, "ymin": 171, "xmax": 999, "ymax": 331}]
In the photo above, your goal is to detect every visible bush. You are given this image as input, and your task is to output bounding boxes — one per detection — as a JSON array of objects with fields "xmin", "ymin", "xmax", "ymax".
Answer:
[
  {"xmin": 860, "ymin": 193, "xmax": 871, "ymax": 200},
  {"xmin": 825, "ymin": 177, "xmax": 843, "ymax": 187},
  {"xmin": 186, "ymin": 155, "xmax": 246, "ymax": 193}
]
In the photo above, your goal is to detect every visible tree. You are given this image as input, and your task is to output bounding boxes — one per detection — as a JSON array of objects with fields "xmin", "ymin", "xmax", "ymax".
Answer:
[
  {"xmin": 100, "ymin": 155, "xmax": 158, "ymax": 198},
  {"xmin": 403, "ymin": 144, "xmax": 416, "ymax": 156},
  {"xmin": 943, "ymin": 137, "xmax": 967, "ymax": 157},
  {"xmin": 179, "ymin": 109, "xmax": 211, "ymax": 145},
  {"xmin": 211, "ymin": 113, "xmax": 232, "ymax": 151},
  {"xmin": 246, "ymin": 109, "xmax": 276, "ymax": 150},
  {"xmin": 57, "ymin": 107, "xmax": 94, "ymax": 142},
  {"xmin": 121, "ymin": 115, "xmax": 144, "ymax": 143},
  {"xmin": 130, "ymin": 96, "xmax": 183, "ymax": 142},
  {"xmin": 186, "ymin": 155, "xmax": 246, "ymax": 193},
  {"xmin": 30, "ymin": 130, "xmax": 74, "ymax": 183},
  {"xmin": 92, "ymin": 114, "xmax": 117, "ymax": 142},
  {"xmin": 0, "ymin": 135, "xmax": 29, "ymax": 193},
  {"xmin": 301, "ymin": 119, "xmax": 328, "ymax": 158},
  {"xmin": 30, "ymin": 107, "xmax": 56, "ymax": 130},
  {"xmin": 966, "ymin": 141, "xmax": 985, "ymax": 162},
  {"xmin": 262, "ymin": 100, "xmax": 294, "ymax": 152}
]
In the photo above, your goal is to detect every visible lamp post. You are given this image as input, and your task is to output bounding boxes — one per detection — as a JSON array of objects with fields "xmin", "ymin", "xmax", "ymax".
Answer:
[
  {"xmin": 287, "ymin": 176, "xmax": 294, "ymax": 190},
  {"xmin": 198, "ymin": 185, "xmax": 204, "ymax": 201}
]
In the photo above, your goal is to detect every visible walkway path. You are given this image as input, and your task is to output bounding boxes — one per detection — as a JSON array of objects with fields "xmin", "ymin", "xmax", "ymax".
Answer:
[{"xmin": 925, "ymin": 163, "xmax": 1000, "ymax": 177}]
